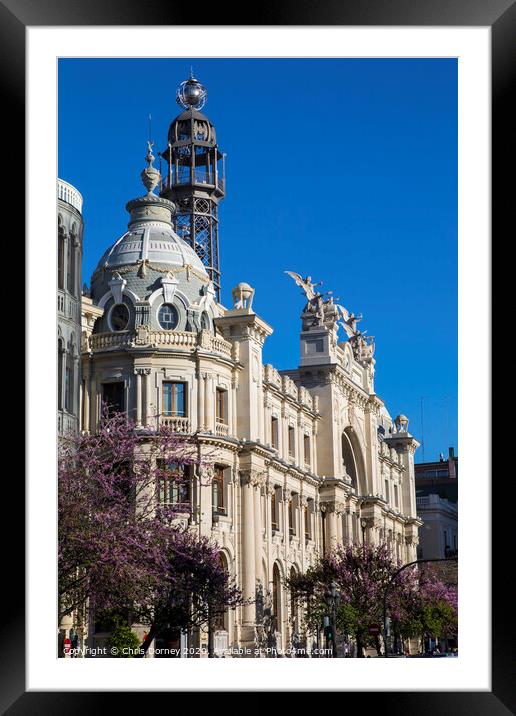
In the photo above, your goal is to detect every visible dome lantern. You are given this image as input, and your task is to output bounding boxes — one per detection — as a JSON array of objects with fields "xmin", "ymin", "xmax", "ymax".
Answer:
[{"xmin": 160, "ymin": 71, "xmax": 226, "ymax": 303}]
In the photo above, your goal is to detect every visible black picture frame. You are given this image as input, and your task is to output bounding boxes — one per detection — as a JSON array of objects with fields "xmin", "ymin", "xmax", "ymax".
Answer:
[{"xmin": 7, "ymin": 0, "xmax": 509, "ymax": 709}]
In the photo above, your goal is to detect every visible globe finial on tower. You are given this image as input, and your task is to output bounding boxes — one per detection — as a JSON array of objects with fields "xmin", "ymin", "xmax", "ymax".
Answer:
[
  {"xmin": 176, "ymin": 70, "xmax": 208, "ymax": 111},
  {"xmin": 141, "ymin": 140, "xmax": 161, "ymax": 195}
]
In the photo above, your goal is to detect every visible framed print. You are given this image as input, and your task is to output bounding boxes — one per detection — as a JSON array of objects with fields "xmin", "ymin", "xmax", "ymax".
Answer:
[{"xmin": 3, "ymin": 0, "xmax": 511, "ymax": 709}]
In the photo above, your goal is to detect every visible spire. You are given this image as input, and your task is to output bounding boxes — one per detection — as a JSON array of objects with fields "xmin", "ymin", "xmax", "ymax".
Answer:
[{"xmin": 140, "ymin": 140, "xmax": 161, "ymax": 196}]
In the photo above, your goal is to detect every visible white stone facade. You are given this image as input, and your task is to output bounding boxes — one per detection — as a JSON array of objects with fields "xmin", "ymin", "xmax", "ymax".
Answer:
[{"xmin": 80, "ymin": 286, "xmax": 422, "ymax": 654}]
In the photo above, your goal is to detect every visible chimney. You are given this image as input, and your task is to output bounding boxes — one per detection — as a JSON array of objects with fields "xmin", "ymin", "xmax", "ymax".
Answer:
[{"xmin": 448, "ymin": 447, "xmax": 456, "ymax": 478}]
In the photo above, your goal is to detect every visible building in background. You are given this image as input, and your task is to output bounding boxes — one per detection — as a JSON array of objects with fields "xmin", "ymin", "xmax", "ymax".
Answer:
[
  {"xmin": 74, "ymin": 73, "xmax": 423, "ymax": 657},
  {"xmin": 415, "ymin": 447, "xmax": 458, "ymax": 560},
  {"xmin": 58, "ymin": 179, "xmax": 83, "ymax": 440}
]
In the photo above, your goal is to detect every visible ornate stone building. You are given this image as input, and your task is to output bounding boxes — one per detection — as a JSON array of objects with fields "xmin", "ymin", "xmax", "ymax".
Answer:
[
  {"xmin": 58, "ymin": 179, "xmax": 83, "ymax": 439},
  {"xmin": 78, "ymin": 73, "xmax": 422, "ymax": 656}
]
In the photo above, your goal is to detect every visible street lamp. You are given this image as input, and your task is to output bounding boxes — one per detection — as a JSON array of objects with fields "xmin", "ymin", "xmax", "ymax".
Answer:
[{"xmin": 324, "ymin": 580, "xmax": 340, "ymax": 658}]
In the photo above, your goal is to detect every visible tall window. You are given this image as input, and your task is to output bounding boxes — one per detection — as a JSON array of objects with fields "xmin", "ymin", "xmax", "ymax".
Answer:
[
  {"xmin": 272, "ymin": 564, "xmax": 281, "ymax": 632},
  {"xmin": 58, "ymin": 228, "xmax": 65, "ymax": 290},
  {"xmin": 163, "ymin": 382, "xmax": 186, "ymax": 417},
  {"xmin": 271, "ymin": 489, "xmax": 279, "ymax": 531},
  {"xmin": 216, "ymin": 388, "xmax": 227, "ymax": 424},
  {"xmin": 101, "ymin": 382, "xmax": 125, "ymax": 417},
  {"xmin": 288, "ymin": 495, "xmax": 296, "ymax": 536},
  {"xmin": 394, "ymin": 484, "xmax": 399, "ymax": 508},
  {"xmin": 58, "ymin": 338, "xmax": 64, "ymax": 410},
  {"xmin": 384, "ymin": 480, "xmax": 389, "ymax": 504},
  {"xmin": 65, "ymin": 346, "xmax": 74, "ymax": 413},
  {"xmin": 212, "ymin": 465, "xmax": 226, "ymax": 514},
  {"xmin": 304, "ymin": 500, "xmax": 312, "ymax": 540},
  {"xmin": 303, "ymin": 434, "xmax": 311, "ymax": 466},
  {"xmin": 157, "ymin": 461, "xmax": 190, "ymax": 505},
  {"xmin": 288, "ymin": 426, "xmax": 295, "ymax": 457},
  {"xmin": 271, "ymin": 417, "xmax": 279, "ymax": 449},
  {"xmin": 213, "ymin": 553, "xmax": 229, "ymax": 631},
  {"xmin": 67, "ymin": 235, "xmax": 76, "ymax": 296}
]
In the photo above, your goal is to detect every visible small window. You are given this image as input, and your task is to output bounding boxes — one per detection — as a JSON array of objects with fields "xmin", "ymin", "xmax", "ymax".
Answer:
[
  {"xmin": 110, "ymin": 303, "xmax": 130, "ymax": 332},
  {"xmin": 271, "ymin": 417, "xmax": 279, "ymax": 449},
  {"xmin": 216, "ymin": 388, "xmax": 227, "ymax": 424},
  {"xmin": 158, "ymin": 303, "xmax": 179, "ymax": 330},
  {"xmin": 288, "ymin": 426, "xmax": 295, "ymax": 457},
  {"xmin": 163, "ymin": 382, "xmax": 186, "ymax": 417},
  {"xmin": 201, "ymin": 311, "xmax": 211, "ymax": 331}
]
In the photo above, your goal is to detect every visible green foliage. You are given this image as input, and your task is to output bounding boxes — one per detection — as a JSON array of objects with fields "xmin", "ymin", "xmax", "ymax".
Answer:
[
  {"xmin": 336, "ymin": 603, "xmax": 360, "ymax": 635},
  {"xmin": 108, "ymin": 621, "xmax": 141, "ymax": 658},
  {"xmin": 420, "ymin": 600, "xmax": 457, "ymax": 639}
]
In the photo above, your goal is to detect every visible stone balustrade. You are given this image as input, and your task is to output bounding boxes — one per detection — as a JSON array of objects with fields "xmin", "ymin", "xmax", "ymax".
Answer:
[
  {"xmin": 215, "ymin": 421, "xmax": 230, "ymax": 437},
  {"xmin": 159, "ymin": 416, "xmax": 190, "ymax": 433},
  {"xmin": 87, "ymin": 329, "xmax": 233, "ymax": 359}
]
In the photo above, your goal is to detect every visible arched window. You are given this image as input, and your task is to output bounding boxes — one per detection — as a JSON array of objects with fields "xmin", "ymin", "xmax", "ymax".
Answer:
[
  {"xmin": 213, "ymin": 552, "xmax": 229, "ymax": 631},
  {"xmin": 289, "ymin": 566, "xmax": 299, "ymax": 627},
  {"xmin": 57, "ymin": 338, "xmax": 64, "ymax": 409},
  {"xmin": 272, "ymin": 563, "xmax": 281, "ymax": 632},
  {"xmin": 342, "ymin": 430, "xmax": 358, "ymax": 490},
  {"xmin": 67, "ymin": 231, "xmax": 76, "ymax": 297},
  {"xmin": 65, "ymin": 340, "xmax": 74, "ymax": 413},
  {"xmin": 58, "ymin": 222, "xmax": 65, "ymax": 290}
]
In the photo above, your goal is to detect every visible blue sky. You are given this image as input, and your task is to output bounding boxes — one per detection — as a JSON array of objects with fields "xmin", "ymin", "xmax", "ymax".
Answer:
[{"xmin": 58, "ymin": 58, "xmax": 457, "ymax": 463}]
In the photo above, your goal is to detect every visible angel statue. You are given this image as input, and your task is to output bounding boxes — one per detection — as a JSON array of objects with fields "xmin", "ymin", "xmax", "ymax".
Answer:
[
  {"xmin": 335, "ymin": 304, "xmax": 363, "ymax": 339},
  {"xmin": 284, "ymin": 271, "xmax": 323, "ymax": 302}
]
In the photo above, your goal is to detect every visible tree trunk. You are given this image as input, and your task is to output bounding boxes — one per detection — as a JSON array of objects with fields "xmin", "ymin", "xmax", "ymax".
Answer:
[
  {"xmin": 207, "ymin": 609, "xmax": 214, "ymax": 658},
  {"xmin": 356, "ymin": 633, "xmax": 365, "ymax": 658}
]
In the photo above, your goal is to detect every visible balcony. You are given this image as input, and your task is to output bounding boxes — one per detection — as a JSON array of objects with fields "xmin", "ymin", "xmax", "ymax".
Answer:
[
  {"xmin": 87, "ymin": 329, "xmax": 234, "ymax": 360},
  {"xmin": 215, "ymin": 421, "xmax": 230, "ymax": 437},
  {"xmin": 159, "ymin": 416, "xmax": 190, "ymax": 433}
]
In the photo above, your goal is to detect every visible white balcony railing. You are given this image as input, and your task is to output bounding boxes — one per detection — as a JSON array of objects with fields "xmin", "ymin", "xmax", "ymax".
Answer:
[
  {"xmin": 159, "ymin": 416, "xmax": 190, "ymax": 433},
  {"xmin": 87, "ymin": 329, "xmax": 234, "ymax": 360},
  {"xmin": 215, "ymin": 421, "xmax": 230, "ymax": 437}
]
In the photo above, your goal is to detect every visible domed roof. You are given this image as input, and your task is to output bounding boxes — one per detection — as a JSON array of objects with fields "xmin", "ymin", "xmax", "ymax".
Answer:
[
  {"xmin": 90, "ymin": 144, "xmax": 213, "ymax": 326},
  {"xmin": 94, "ymin": 212, "xmax": 207, "ymax": 276}
]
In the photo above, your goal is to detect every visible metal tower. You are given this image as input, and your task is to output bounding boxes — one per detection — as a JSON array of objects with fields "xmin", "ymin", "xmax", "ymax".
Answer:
[{"xmin": 160, "ymin": 72, "xmax": 225, "ymax": 302}]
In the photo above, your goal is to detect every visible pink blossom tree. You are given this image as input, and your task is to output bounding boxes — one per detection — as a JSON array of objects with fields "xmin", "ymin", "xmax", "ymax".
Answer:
[
  {"xmin": 58, "ymin": 408, "xmax": 242, "ymax": 656},
  {"xmin": 287, "ymin": 544, "xmax": 457, "ymax": 657}
]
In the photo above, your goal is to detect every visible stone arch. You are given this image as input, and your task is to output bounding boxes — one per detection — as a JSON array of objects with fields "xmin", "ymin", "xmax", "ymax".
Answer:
[{"xmin": 342, "ymin": 426, "xmax": 367, "ymax": 495}]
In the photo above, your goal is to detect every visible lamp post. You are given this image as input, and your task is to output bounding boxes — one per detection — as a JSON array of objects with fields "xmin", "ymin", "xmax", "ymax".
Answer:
[{"xmin": 324, "ymin": 580, "xmax": 340, "ymax": 657}]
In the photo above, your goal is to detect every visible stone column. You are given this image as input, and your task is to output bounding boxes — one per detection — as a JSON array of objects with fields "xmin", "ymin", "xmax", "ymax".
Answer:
[
  {"xmin": 300, "ymin": 496, "xmax": 307, "ymax": 569},
  {"xmin": 240, "ymin": 471, "xmax": 256, "ymax": 646},
  {"xmin": 254, "ymin": 482, "xmax": 263, "ymax": 588},
  {"xmin": 204, "ymin": 374, "xmax": 214, "ymax": 432},
  {"xmin": 82, "ymin": 360, "xmax": 90, "ymax": 433},
  {"xmin": 143, "ymin": 370, "xmax": 151, "ymax": 427},
  {"xmin": 327, "ymin": 503, "xmax": 338, "ymax": 551},
  {"xmin": 134, "ymin": 369, "xmax": 143, "ymax": 427},
  {"xmin": 197, "ymin": 372, "xmax": 205, "ymax": 432}
]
